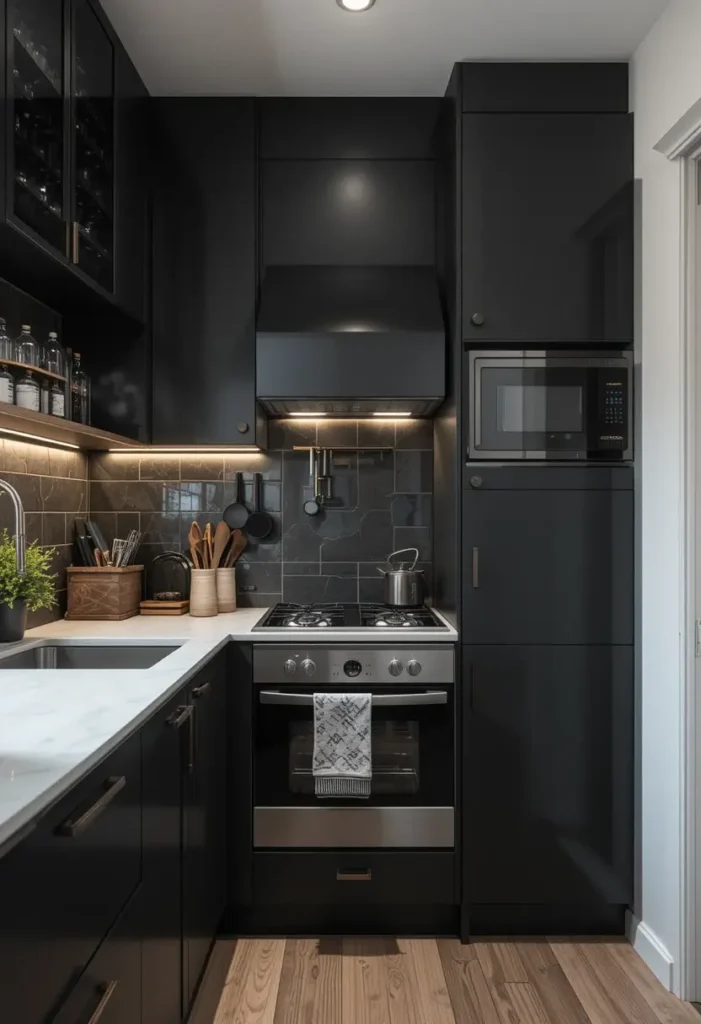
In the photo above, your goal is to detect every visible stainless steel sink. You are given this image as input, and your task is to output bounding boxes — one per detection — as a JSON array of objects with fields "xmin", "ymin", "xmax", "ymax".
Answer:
[{"xmin": 0, "ymin": 640, "xmax": 180, "ymax": 670}]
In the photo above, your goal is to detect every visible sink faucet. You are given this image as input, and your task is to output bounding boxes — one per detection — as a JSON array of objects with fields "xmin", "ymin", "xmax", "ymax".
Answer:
[{"xmin": 0, "ymin": 480, "xmax": 26, "ymax": 576}]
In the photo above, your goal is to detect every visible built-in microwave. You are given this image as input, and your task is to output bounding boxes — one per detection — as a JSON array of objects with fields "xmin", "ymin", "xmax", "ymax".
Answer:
[{"xmin": 467, "ymin": 350, "xmax": 633, "ymax": 461}]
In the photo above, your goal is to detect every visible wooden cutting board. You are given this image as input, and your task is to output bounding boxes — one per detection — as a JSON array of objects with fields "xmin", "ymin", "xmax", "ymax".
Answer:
[{"xmin": 140, "ymin": 600, "xmax": 190, "ymax": 616}]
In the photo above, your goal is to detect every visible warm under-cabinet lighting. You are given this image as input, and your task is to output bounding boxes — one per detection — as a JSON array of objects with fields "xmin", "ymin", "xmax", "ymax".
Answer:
[
  {"xmin": 373, "ymin": 412, "xmax": 412, "ymax": 418},
  {"xmin": 0, "ymin": 427, "xmax": 80, "ymax": 450},
  {"xmin": 288, "ymin": 412, "xmax": 328, "ymax": 418},
  {"xmin": 107, "ymin": 447, "xmax": 262, "ymax": 455}
]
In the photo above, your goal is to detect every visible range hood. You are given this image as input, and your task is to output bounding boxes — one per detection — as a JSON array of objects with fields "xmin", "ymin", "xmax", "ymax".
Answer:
[{"xmin": 256, "ymin": 266, "xmax": 445, "ymax": 417}]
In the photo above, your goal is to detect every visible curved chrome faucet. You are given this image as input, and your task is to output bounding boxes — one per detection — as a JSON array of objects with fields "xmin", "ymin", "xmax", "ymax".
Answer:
[{"xmin": 0, "ymin": 480, "xmax": 26, "ymax": 576}]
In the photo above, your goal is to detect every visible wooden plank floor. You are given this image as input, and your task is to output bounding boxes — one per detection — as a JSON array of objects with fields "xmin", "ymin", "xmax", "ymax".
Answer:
[{"xmin": 212, "ymin": 937, "xmax": 700, "ymax": 1024}]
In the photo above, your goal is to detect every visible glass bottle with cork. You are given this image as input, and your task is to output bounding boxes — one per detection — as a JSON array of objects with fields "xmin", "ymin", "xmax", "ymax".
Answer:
[
  {"xmin": 0, "ymin": 318, "xmax": 15, "ymax": 406},
  {"xmin": 70, "ymin": 352, "xmax": 89, "ymax": 424}
]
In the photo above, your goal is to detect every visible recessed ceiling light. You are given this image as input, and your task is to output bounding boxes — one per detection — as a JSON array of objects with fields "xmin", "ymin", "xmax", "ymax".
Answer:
[{"xmin": 337, "ymin": 0, "xmax": 376, "ymax": 11}]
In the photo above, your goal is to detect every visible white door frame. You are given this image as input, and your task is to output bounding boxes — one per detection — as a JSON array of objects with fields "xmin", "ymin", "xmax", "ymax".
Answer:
[{"xmin": 655, "ymin": 102, "xmax": 701, "ymax": 1001}]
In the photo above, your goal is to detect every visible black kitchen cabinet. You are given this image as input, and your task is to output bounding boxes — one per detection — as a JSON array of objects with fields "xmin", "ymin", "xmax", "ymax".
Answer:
[
  {"xmin": 151, "ymin": 99, "xmax": 264, "ymax": 447},
  {"xmin": 53, "ymin": 889, "xmax": 142, "ymax": 1024},
  {"xmin": 183, "ymin": 658, "xmax": 228, "ymax": 1009},
  {"xmin": 70, "ymin": 0, "xmax": 115, "ymax": 291},
  {"xmin": 462, "ymin": 112, "xmax": 633, "ymax": 343},
  {"xmin": 141, "ymin": 684, "xmax": 188, "ymax": 1024},
  {"xmin": 464, "ymin": 645, "xmax": 633, "ymax": 910},
  {"xmin": 141, "ymin": 652, "xmax": 228, "ymax": 1023},
  {"xmin": 462, "ymin": 468, "xmax": 634, "ymax": 645},
  {"xmin": 0, "ymin": 730, "xmax": 141, "ymax": 1024},
  {"xmin": 0, "ymin": 0, "xmax": 148, "ymax": 323},
  {"xmin": 7, "ymin": 0, "xmax": 69, "ymax": 257}
]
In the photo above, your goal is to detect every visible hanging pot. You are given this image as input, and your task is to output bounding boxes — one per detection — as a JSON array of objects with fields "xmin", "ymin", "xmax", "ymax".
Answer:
[
  {"xmin": 376, "ymin": 548, "xmax": 423, "ymax": 607},
  {"xmin": 0, "ymin": 600, "xmax": 27, "ymax": 643}
]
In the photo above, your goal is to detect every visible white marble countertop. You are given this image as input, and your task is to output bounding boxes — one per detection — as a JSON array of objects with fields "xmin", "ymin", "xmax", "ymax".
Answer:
[{"xmin": 0, "ymin": 607, "xmax": 457, "ymax": 857}]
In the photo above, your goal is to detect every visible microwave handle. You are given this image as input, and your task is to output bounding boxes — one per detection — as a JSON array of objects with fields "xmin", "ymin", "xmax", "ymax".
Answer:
[{"xmin": 259, "ymin": 691, "xmax": 448, "ymax": 707}]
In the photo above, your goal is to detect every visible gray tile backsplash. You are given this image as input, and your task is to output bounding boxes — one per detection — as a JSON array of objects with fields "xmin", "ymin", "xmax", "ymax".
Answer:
[
  {"xmin": 0, "ymin": 439, "xmax": 89, "ymax": 628},
  {"xmin": 88, "ymin": 419, "xmax": 434, "ymax": 607}
]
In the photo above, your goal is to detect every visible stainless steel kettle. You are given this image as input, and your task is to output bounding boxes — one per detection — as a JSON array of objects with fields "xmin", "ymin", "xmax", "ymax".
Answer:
[{"xmin": 377, "ymin": 548, "xmax": 424, "ymax": 607}]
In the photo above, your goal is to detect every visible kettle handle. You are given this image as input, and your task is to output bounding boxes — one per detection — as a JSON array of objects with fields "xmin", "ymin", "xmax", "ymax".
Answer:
[{"xmin": 387, "ymin": 548, "xmax": 420, "ymax": 571}]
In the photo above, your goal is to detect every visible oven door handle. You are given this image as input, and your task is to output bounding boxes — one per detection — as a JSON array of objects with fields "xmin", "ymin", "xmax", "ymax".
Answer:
[{"xmin": 258, "ymin": 691, "xmax": 448, "ymax": 707}]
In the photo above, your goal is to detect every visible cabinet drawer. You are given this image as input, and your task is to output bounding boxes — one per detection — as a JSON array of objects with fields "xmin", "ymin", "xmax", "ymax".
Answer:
[
  {"xmin": 53, "ymin": 888, "xmax": 142, "ymax": 1024},
  {"xmin": 254, "ymin": 852, "xmax": 455, "ymax": 906},
  {"xmin": 0, "ymin": 732, "xmax": 141, "ymax": 1024}
]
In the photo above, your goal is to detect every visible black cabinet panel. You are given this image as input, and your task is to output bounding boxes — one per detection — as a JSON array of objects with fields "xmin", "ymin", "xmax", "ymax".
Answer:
[
  {"xmin": 53, "ymin": 890, "xmax": 142, "ymax": 1024},
  {"xmin": 461, "ymin": 62, "xmax": 629, "ymax": 113},
  {"xmin": 114, "ymin": 44, "xmax": 148, "ymax": 320},
  {"xmin": 152, "ymin": 98, "xmax": 260, "ymax": 447},
  {"xmin": 0, "ymin": 732, "xmax": 141, "ymax": 1024},
  {"xmin": 462, "ymin": 480, "xmax": 633, "ymax": 645},
  {"xmin": 464, "ymin": 645, "xmax": 633, "ymax": 907},
  {"xmin": 462, "ymin": 113, "xmax": 633, "ymax": 343},
  {"xmin": 184, "ymin": 655, "xmax": 228, "ymax": 1011},
  {"xmin": 260, "ymin": 98, "xmax": 440, "ymax": 159},
  {"xmin": 255, "ymin": 851, "xmax": 455, "ymax": 906},
  {"xmin": 141, "ymin": 685, "xmax": 186, "ymax": 1024},
  {"xmin": 262, "ymin": 160, "xmax": 435, "ymax": 267}
]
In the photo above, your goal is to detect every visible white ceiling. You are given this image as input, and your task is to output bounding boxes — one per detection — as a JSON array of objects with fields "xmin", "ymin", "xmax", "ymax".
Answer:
[{"xmin": 102, "ymin": 0, "xmax": 668, "ymax": 97}]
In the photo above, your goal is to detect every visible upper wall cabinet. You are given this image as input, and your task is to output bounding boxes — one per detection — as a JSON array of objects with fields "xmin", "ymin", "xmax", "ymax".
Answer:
[
  {"xmin": 151, "ymin": 99, "xmax": 264, "ymax": 447},
  {"xmin": 1, "ymin": 0, "xmax": 147, "ymax": 322},
  {"xmin": 462, "ymin": 113, "xmax": 633, "ymax": 344},
  {"xmin": 460, "ymin": 64, "xmax": 633, "ymax": 345}
]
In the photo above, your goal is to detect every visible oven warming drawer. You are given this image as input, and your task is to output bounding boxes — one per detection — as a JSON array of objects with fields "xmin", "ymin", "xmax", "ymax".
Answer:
[{"xmin": 254, "ymin": 807, "xmax": 454, "ymax": 849}]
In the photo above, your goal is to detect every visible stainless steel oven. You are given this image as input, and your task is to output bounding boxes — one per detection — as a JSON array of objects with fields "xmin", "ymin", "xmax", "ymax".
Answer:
[
  {"xmin": 468, "ymin": 350, "xmax": 633, "ymax": 461},
  {"xmin": 253, "ymin": 645, "xmax": 455, "ymax": 849}
]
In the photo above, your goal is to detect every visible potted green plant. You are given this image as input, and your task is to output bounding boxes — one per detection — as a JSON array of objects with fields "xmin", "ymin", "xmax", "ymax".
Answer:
[{"xmin": 0, "ymin": 530, "xmax": 57, "ymax": 642}]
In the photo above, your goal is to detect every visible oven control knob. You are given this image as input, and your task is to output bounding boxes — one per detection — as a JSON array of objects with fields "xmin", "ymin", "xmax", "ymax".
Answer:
[
  {"xmin": 301, "ymin": 658, "xmax": 316, "ymax": 677},
  {"xmin": 284, "ymin": 659, "xmax": 297, "ymax": 675},
  {"xmin": 407, "ymin": 660, "xmax": 422, "ymax": 677},
  {"xmin": 388, "ymin": 659, "xmax": 403, "ymax": 677}
]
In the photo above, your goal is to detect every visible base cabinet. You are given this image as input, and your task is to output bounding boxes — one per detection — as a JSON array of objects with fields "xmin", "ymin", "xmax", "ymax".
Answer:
[{"xmin": 464, "ymin": 645, "xmax": 633, "ymax": 909}]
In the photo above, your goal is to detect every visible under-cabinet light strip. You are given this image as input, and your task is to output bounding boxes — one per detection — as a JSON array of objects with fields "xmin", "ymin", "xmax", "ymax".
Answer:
[
  {"xmin": 0, "ymin": 427, "xmax": 80, "ymax": 450},
  {"xmin": 373, "ymin": 412, "xmax": 412, "ymax": 417},
  {"xmin": 107, "ymin": 447, "xmax": 262, "ymax": 455}
]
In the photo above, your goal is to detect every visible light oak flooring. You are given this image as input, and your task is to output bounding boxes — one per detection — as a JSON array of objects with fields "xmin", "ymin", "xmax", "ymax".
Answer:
[{"xmin": 212, "ymin": 937, "xmax": 701, "ymax": 1024}]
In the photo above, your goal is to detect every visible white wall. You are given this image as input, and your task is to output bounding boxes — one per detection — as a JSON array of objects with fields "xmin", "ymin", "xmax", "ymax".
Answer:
[{"xmin": 631, "ymin": 0, "xmax": 701, "ymax": 994}]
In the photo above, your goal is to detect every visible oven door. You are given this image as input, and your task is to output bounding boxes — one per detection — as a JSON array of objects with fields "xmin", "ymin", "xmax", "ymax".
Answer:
[
  {"xmin": 469, "ymin": 351, "xmax": 630, "ymax": 460},
  {"xmin": 254, "ymin": 683, "xmax": 454, "ymax": 848}
]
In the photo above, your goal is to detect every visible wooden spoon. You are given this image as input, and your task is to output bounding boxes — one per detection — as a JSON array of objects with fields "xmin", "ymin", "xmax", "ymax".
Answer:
[
  {"xmin": 211, "ymin": 521, "xmax": 231, "ymax": 569},
  {"xmin": 188, "ymin": 522, "xmax": 204, "ymax": 569},
  {"xmin": 225, "ymin": 529, "xmax": 247, "ymax": 567},
  {"xmin": 203, "ymin": 522, "xmax": 213, "ymax": 569}
]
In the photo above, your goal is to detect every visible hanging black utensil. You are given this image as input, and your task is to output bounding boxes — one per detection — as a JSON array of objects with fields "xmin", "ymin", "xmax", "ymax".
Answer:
[
  {"xmin": 245, "ymin": 473, "xmax": 273, "ymax": 540},
  {"xmin": 223, "ymin": 472, "xmax": 249, "ymax": 530}
]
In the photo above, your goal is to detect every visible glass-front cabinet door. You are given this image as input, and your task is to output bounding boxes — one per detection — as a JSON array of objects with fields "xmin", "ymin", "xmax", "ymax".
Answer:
[
  {"xmin": 71, "ymin": 0, "xmax": 114, "ymax": 291},
  {"xmin": 8, "ymin": 0, "xmax": 68, "ymax": 254}
]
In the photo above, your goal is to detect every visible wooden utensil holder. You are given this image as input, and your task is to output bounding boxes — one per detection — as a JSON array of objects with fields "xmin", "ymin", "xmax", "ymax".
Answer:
[{"xmin": 66, "ymin": 565, "xmax": 144, "ymax": 621}]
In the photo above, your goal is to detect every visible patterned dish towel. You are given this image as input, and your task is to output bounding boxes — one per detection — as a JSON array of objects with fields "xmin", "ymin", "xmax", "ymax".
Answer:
[{"xmin": 313, "ymin": 693, "xmax": 372, "ymax": 798}]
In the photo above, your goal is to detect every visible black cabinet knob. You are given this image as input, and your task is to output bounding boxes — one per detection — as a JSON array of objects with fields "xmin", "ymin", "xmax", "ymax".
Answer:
[
  {"xmin": 471, "ymin": 313, "xmax": 485, "ymax": 326},
  {"xmin": 470, "ymin": 475, "xmax": 483, "ymax": 488},
  {"xmin": 237, "ymin": 422, "xmax": 249, "ymax": 434}
]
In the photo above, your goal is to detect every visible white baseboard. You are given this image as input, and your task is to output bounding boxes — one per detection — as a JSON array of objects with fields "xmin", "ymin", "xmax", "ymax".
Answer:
[{"xmin": 626, "ymin": 911, "xmax": 675, "ymax": 991}]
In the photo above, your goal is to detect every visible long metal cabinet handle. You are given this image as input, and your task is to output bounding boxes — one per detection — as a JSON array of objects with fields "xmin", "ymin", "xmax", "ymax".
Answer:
[
  {"xmin": 259, "ymin": 691, "xmax": 448, "ymax": 707},
  {"xmin": 72, "ymin": 221, "xmax": 80, "ymax": 265},
  {"xmin": 192, "ymin": 681, "xmax": 211, "ymax": 699},
  {"xmin": 472, "ymin": 547, "xmax": 479, "ymax": 588},
  {"xmin": 167, "ymin": 704, "xmax": 195, "ymax": 773},
  {"xmin": 88, "ymin": 980, "xmax": 118, "ymax": 1024},
  {"xmin": 167, "ymin": 704, "xmax": 194, "ymax": 729},
  {"xmin": 58, "ymin": 776, "xmax": 126, "ymax": 838}
]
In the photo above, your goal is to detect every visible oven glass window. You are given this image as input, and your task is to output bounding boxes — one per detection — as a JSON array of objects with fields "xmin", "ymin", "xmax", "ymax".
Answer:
[
  {"xmin": 289, "ymin": 720, "xmax": 420, "ymax": 796},
  {"xmin": 497, "ymin": 384, "xmax": 583, "ymax": 434}
]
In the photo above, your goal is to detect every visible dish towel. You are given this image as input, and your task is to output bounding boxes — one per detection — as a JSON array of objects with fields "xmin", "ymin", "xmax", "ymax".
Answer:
[{"xmin": 313, "ymin": 693, "xmax": 372, "ymax": 798}]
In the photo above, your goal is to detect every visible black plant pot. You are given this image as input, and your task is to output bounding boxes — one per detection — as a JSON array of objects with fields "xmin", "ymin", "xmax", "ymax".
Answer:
[{"xmin": 0, "ymin": 600, "xmax": 27, "ymax": 643}]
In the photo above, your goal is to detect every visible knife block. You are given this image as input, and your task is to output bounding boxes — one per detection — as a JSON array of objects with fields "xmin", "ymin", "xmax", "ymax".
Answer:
[{"xmin": 66, "ymin": 565, "xmax": 144, "ymax": 620}]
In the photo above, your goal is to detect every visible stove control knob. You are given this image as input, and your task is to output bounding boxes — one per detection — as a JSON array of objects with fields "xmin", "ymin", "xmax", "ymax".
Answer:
[
  {"xmin": 284, "ymin": 659, "xmax": 297, "ymax": 675},
  {"xmin": 301, "ymin": 658, "xmax": 316, "ymax": 677},
  {"xmin": 407, "ymin": 659, "xmax": 422, "ymax": 677},
  {"xmin": 388, "ymin": 659, "xmax": 403, "ymax": 677}
]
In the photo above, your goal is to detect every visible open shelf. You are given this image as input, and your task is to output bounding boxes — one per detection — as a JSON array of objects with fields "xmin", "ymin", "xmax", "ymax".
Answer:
[
  {"xmin": 0, "ymin": 359, "xmax": 66, "ymax": 382},
  {"xmin": 0, "ymin": 403, "xmax": 140, "ymax": 450}
]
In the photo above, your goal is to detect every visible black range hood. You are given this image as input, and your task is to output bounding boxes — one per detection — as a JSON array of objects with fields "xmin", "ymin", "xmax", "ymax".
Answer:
[{"xmin": 256, "ymin": 266, "xmax": 446, "ymax": 417}]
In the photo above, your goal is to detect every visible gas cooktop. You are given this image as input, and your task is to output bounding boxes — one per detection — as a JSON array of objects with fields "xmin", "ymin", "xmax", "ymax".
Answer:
[{"xmin": 254, "ymin": 603, "xmax": 448, "ymax": 631}]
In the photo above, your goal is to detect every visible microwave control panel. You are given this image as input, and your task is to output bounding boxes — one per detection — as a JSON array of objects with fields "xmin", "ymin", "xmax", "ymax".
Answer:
[{"xmin": 598, "ymin": 374, "xmax": 628, "ymax": 448}]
